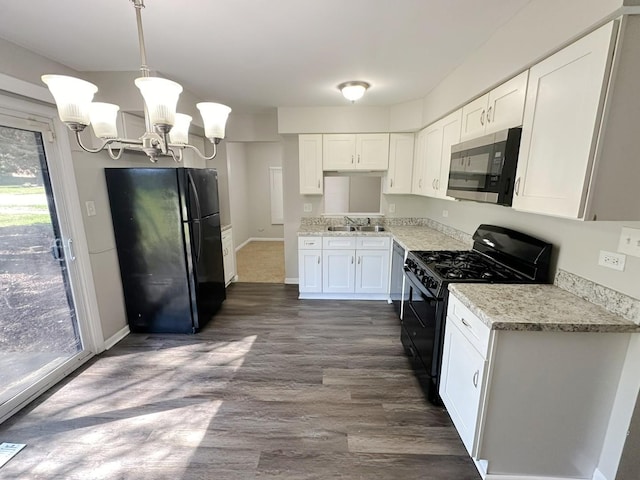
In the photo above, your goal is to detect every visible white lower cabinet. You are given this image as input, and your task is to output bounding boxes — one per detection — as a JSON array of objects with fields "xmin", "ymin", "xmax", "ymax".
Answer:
[
  {"xmin": 298, "ymin": 235, "xmax": 390, "ymax": 299},
  {"xmin": 221, "ymin": 228, "xmax": 236, "ymax": 286},
  {"xmin": 441, "ymin": 293, "xmax": 631, "ymax": 479},
  {"xmin": 298, "ymin": 237, "xmax": 322, "ymax": 293}
]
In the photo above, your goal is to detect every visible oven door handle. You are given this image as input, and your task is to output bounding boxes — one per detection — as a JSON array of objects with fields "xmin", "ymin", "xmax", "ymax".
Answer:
[{"xmin": 408, "ymin": 301, "xmax": 427, "ymax": 329}]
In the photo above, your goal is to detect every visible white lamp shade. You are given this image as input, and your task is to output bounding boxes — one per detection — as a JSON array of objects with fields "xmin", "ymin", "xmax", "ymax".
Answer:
[
  {"xmin": 197, "ymin": 102, "xmax": 231, "ymax": 140},
  {"xmin": 134, "ymin": 77, "xmax": 183, "ymax": 127},
  {"xmin": 169, "ymin": 113, "xmax": 192, "ymax": 144},
  {"xmin": 42, "ymin": 74, "xmax": 98, "ymax": 125},
  {"xmin": 341, "ymin": 83, "xmax": 368, "ymax": 102},
  {"xmin": 89, "ymin": 102, "xmax": 120, "ymax": 139}
]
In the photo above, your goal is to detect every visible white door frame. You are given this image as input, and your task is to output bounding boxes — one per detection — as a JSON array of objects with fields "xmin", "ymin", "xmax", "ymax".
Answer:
[{"xmin": 0, "ymin": 79, "xmax": 104, "ymax": 423}]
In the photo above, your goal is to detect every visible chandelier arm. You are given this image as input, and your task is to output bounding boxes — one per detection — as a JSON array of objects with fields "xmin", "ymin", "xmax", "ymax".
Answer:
[
  {"xmin": 74, "ymin": 131, "xmax": 119, "ymax": 154},
  {"xmin": 180, "ymin": 142, "xmax": 218, "ymax": 161},
  {"xmin": 166, "ymin": 147, "xmax": 183, "ymax": 163},
  {"xmin": 107, "ymin": 144, "xmax": 124, "ymax": 160}
]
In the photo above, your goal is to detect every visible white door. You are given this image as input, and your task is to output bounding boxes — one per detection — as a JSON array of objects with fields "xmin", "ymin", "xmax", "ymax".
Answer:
[
  {"xmin": 355, "ymin": 250, "xmax": 390, "ymax": 294},
  {"xmin": 385, "ymin": 133, "xmax": 414, "ymax": 194},
  {"xmin": 298, "ymin": 249, "xmax": 322, "ymax": 293},
  {"xmin": 323, "ymin": 134, "xmax": 355, "ymax": 170},
  {"xmin": 437, "ymin": 109, "xmax": 462, "ymax": 198},
  {"xmin": 412, "ymin": 128, "xmax": 427, "ymax": 194},
  {"xmin": 357, "ymin": 134, "xmax": 389, "ymax": 170},
  {"xmin": 460, "ymin": 94, "xmax": 489, "ymax": 141},
  {"xmin": 485, "ymin": 71, "xmax": 528, "ymax": 135},
  {"xmin": 0, "ymin": 105, "xmax": 96, "ymax": 423},
  {"xmin": 322, "ymin": 249, "xmax": 355, "ymax": 293},
  {"xmin": 440, "ymin": 321, "xmax": 485, "ymax": 456},
  {"xmin": 422, "ymin": 124, "xmax": 444, "ymax": 198},
  {"xmin": 298, "ymin": 134, "xmax": 323, "ymax": 194},
  {"xmin": 512, "ymin": 22, "xmax": 617, "ymax": 218}
]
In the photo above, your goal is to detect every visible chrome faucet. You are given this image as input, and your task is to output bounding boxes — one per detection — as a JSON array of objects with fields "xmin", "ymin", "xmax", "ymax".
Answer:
[{"xmin": 344, "ymin": 215, "xmax": 360, "ymax": 226}]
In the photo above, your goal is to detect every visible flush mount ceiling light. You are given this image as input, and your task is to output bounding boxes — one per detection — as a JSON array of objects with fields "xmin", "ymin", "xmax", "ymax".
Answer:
[
  {"xmin": 41, "ymin": 0, "xmax": 231, "ymax": 163},
  {"xmin": 338, "ymin": 81, "xmax": 370, "ymax": 103}
]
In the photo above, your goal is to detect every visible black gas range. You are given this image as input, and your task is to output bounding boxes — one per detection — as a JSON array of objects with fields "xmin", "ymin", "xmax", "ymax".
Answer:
[{"xmin": 401, "ymin": 224, "xmax": 552, "ymax": 405}]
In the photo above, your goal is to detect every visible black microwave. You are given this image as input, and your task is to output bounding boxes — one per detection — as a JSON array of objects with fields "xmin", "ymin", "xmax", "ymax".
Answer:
[{"xmin": 447, "ymin": 127, "xmax": 522, "ymax": 206}]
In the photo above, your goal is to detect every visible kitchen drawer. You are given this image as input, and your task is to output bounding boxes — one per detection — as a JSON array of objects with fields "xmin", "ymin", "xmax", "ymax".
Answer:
[
  {"xmin": 447, "ymin": 294, "xmax": 491, "ymax": 357},
  {"xmin": 298, "ymin": 236, "xmax": 322, "ymax": 249},
  {"xmin": 323, "ymin": 236, "xmax": 357, "ymax": 250},
  {"xmin": 356, "ymin": 236, "xmax": 391, "ymax": 250}
]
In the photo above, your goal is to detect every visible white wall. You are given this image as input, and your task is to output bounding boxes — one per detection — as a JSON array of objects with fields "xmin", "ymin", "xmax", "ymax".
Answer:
[
  {"xmin": 226, "ymin": 143, "xmax": 250, "ymax": 249},
  {"xmin": 245, "ymin": 142, "xmax": 284, "ymax": 239}
]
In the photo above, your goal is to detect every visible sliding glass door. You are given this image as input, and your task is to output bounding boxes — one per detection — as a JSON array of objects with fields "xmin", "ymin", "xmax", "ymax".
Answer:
[{"xmin": 0, "ymin": 109, "xmax": 93, "ymax": 420}]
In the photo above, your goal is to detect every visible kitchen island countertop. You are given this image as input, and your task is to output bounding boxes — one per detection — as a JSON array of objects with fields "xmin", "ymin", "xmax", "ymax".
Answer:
[{"xmin": 449, "ymin": 283, "xmax": 640, "ymax": 333}]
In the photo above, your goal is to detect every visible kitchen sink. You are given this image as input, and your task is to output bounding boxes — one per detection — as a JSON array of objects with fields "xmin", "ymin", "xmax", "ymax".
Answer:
[
  {"xmin": 326, "ymin": 225, "xmax": 385, "ymax": 232},
  {"xmin": 357, "ymin": 226, "xmax": 385, "ymax": 232},
  {"xmin": 327, "ymin": 225, "xmax": 357, "ymax": 232}
]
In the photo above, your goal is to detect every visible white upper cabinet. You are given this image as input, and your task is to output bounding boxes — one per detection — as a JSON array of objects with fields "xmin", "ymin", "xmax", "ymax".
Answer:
[
  {"xmin": 299, "ymin": 134, "xmax": 323, "ymax": 194},
  {"xmin": 512, "ymin": 21, "xmax": 619, "ymax": 219},
  {"xmin": 323, "ymin": 134, "xmax": 389, "ymax": 171},
  {"xmin": 412, "ymin": 109, "xmax": 462, "ymax": 199},
  {"xmin": 460, "ymin": 71, "xmax": 528, "ymax": 142},
  {"xmin": 383, "ymin": 133, "xmax": 414, "ymax": 194}
]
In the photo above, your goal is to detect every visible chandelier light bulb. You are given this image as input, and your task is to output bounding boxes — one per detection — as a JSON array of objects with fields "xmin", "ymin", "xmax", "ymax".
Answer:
[
  {"xmin": 197, "ymin": 102, "xmax": 232, "ymax": 141},
  {"xmin": 338, "ymin": 81, "xmax": 370, "ymax": 103},
  {"xmin": 90, "ymin": 102, "xmax": 120, "ymax": 139},
  {"xmin": 169, "ymin": 114, "xmax": 192, "ymax": 144}
]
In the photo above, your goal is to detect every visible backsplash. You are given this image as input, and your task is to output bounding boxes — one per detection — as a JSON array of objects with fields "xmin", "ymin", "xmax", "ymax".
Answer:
[{"xmin": 555, "ymin": 269, "xmax": 640, "ymax": 324}]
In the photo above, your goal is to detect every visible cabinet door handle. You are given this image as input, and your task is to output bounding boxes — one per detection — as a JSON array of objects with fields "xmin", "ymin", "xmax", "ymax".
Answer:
[
  {"xmin": 480, "ymin": 109, "xmax": 486, "ymax": 126},
  {"xmin": 390, "ymin": 178, "xmax": 393, "ymax": 188},
  {"xmin": 357, "ymin": 154, "xmax": 361, "ymax": 164},
  {"xmin": 473, "ymin": 370, "xmax": 479, "ymax": 388},
  {"xmin": 351, "ymin": 154, "xmax": 354, "ymax": 164},
  {"xmin": 432, "ymin": 179, "xmax": 436, "ymax": 189},
  {"xmin": 467, "ymin": 157, "xmax": 471, "ymax": 167},
  {"xmin": 461, "ymin": 317, "xmax": 471, "ymax": 328},
  {"xmin": 357, "ymin": 256, "xmax": 361, "ymax": 264},
  {"xmin": 351, "ymin": 256, "xmax": 354, "ymax": 264},
  {"xmin": 436, "ymin": 179, "xmax": 440, "ymax": 190},
  {"xmin": 418, "ymin": 179, "xmax": 422, "ymax": 188},
  {"xmin": 515, "ymin": 177, "xmax": 521, "ymax": 196},
  {"xmin": 487, "ymin": 106, "xmax": 493, "ymax": 123},
  {"xmin": 317, "ymin": 256, "xmax": 320, "ymax": 264}
]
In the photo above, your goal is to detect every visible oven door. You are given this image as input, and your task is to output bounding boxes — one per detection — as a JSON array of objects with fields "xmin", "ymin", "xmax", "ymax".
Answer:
[{"xmin": 400, "ymin": 270, "xmax": 442, "ymax": 391}]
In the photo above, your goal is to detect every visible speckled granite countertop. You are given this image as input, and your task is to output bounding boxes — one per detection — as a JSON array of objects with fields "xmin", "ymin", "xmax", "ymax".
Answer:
[
  {"xmin": 297, "ymin": 224, "xmax": 467, "ymax": 251},
  {"xmin": 448, "ymin": 283, "xmax": 640, "ymax": 333}
]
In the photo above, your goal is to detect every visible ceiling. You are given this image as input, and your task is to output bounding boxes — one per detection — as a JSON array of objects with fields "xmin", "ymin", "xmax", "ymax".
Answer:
[{"xmin": 0, "ymin": 0, "xmax": 532, "ymax": 113}]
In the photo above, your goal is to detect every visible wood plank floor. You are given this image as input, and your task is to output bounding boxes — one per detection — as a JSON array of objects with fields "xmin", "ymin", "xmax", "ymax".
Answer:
[{"xmin": 0, "ymin": 283, "xmax": 480, "ymax": 479}]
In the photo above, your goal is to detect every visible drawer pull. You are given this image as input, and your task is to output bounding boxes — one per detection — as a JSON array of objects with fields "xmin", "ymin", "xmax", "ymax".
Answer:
[
  {"xmin": 473, "ymin": 369, "xmax": 479, "ymax": 388},
  {"xmin": 461, "ymin": 318, "xmax": 471, "ymax": 328}
]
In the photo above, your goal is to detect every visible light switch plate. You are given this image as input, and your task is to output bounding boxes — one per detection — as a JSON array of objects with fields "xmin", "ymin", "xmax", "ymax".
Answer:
[
  {"xmin": 85, "ymin": 200, "xmax": 96, "ymax": 217},
  {"xmin": 303, "ymin": 203, "xmax": 312, "ymax": 213},
  {"xmin": 388, "ymin": 203, "xmax": 396, "ymax": 213},
  {"xmin": 618, "ymin": 227, "xmax": 640, "ymax": 258}
]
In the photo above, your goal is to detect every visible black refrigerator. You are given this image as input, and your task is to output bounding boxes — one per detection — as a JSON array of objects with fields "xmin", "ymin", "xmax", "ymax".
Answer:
[{"xmin": 105, "ymin": 167, "xmax": 225, "ymax": 333}]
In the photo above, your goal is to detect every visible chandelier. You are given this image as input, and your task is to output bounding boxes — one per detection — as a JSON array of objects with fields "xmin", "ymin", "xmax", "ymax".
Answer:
[{"xmin": 41, "ymin": 0, "xmax": 231, "ymax": 163}]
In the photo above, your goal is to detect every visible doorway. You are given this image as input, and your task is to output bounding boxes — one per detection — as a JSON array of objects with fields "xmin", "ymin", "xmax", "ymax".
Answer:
[{"xmin": 0, "ymin": 108, "xmax": 93, "ymax": 422}]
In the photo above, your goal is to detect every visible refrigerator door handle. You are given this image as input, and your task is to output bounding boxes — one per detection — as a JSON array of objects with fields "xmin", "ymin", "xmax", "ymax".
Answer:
[
  {"xmin": 187, "ymin": 171, "xmax": 203, "ymax": 221},
  {"xmin": 193, "ymin": 220, "xmax": 202, "ymax": 264}
]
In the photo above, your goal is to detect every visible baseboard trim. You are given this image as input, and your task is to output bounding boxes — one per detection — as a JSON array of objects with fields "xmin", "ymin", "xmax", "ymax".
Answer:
[
  {"xmin": 299, "ymin": 292, "xmax": 389, "ymax": 301},
  {"xmin": 235, "ymin": 237, "xmax": 284, "ymax": 252},
  {"xmin": 103, "ymin": 325, "xmax": 130, "ymax": 350},
  {"xmin": 285, "ymin": 277, "xmax": 299, "ymax": 285}
]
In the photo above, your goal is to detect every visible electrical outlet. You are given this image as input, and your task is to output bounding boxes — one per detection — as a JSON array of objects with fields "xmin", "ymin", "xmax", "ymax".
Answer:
[
  {"xmin": 442, "ymin": 210, "xmax": 449, "ymax": 218},
  {"xmin": 85, "ymin": 200, "xmax": 96, "ymax": 217},
  {"xmin": 598, "ymin": 250, "xmax": 626, "ymax": 271},
  {"xmin": 303, "ymin": 203, "xmax": 312, "ymax": 213},
  {"xmin": 388, "ymin": 203, "xmax": 396, "ymax": 213},
  {"xmin": 618, "ymin": 227, "xmax": 640, "ymax": 258}
]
